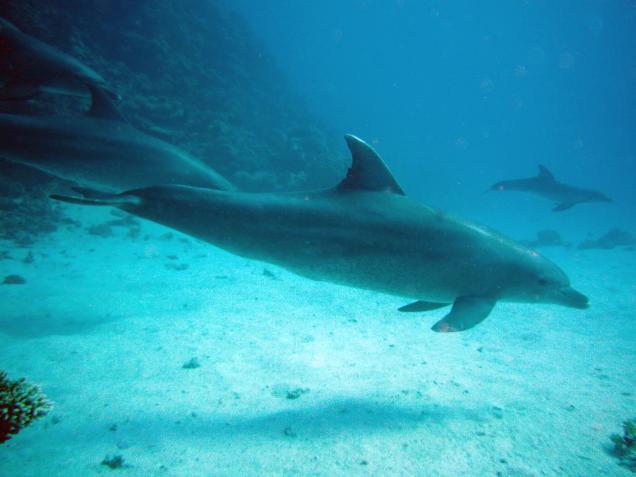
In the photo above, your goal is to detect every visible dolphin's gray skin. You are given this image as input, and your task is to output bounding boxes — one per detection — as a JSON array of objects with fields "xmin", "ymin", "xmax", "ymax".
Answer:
[
  {"xmin": 51, "ymin": 136, "xmax": 589, "ymax": 332},
  {"xmin": 489, "ymin": 165, "xmax": 612, "ymax": 211},
  {"xmin": 0, "ymin": 85, "xmax": 233, "ymax": 191},
  {"xmin": 0, "ymin": 16, "xmax": 117, "ymax": 101}
]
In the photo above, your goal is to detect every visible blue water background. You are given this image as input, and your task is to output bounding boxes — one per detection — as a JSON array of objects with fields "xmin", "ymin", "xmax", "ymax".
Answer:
[{"xmin": 227, "ymin": 0, "xmax": 636, "ymax": 240}]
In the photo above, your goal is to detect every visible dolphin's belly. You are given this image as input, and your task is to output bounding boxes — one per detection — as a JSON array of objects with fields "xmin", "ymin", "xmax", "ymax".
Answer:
[
  {"xmin": 283, "ymin": 256, "xmax": 464, "ymax": 302},
  {"xmin": 271, "ymin": 244, "xmax": 493, "ymax": 302},
  {"xmin": 192, "ymin": 217, "xmax": 497, "ymax": 302},
  {"xmin": 0, "ymin": 130, "xmax": 150, "ymax": 190},
  {"xmin": 0, "ymin": 116, "xmax": 230, "ymax": 190}
]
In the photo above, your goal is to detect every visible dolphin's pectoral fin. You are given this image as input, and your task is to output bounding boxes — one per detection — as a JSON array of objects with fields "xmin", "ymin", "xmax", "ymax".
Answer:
[
  {"xmin": 0, "ymin": 81, "xmax": 41, "ymax": 101},
  {"xmin": 553, "ymin": 202, "xmax": 575, "ymax": 212},
  {"xmin": 336, "ymin": 135, "xmax": 405, "ymax": 195},
  {"xmin": 431, "ymin": 296, "xmax": 496, "ymax": 332},
  {"xmin": 398, "ymin": 301, "xmax": 449, "ymax": 312}
]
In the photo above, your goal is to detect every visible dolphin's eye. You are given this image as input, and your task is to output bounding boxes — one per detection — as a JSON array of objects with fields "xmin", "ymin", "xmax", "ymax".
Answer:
[{"xmin": 538, "ymin": 278, "xmax": 548, "ymax": 286}]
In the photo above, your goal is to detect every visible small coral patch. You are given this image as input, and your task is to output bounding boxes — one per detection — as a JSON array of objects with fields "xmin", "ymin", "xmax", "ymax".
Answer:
[
  {"xmin": 0, "ymin": 370, "xmax": 52, "ymax": 443},
  {"xmin": 610, "ymin": 418, "xmax": 636, "ymax": 472}
]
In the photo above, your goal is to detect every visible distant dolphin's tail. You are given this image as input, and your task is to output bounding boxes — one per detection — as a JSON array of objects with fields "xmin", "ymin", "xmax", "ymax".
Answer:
[{"xmin": 50, "ymin": 186, "xmax": 139, "ymax": 207}]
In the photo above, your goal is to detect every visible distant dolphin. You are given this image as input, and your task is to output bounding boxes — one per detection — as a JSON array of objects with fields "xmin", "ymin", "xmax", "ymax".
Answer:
[
  {"xmin": 489, "ymin": 165, "xmax": 612, "ymax": 211},
  {"xmin": 0, "ymin": 16, "xmax": 118, "ymax": 101},
  {"xmin": 52, "ymin": 135, "xmax": 589, "ymax": 333},
  {"xmin": 0, "ymin": 85, "xmax": 233, "ymax": 191}
]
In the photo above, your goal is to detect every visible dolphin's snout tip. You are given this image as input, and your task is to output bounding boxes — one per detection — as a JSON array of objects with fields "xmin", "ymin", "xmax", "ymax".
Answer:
[
  {"xmin": 488, "ymin": 182, "xmax": 506, "ymax": 193},
  {"xmin": 573, "ymin": 299, "xmax": 589, "ymax": 310},
  {"xmin": 561, "ymin": 287, "xmax": 589, "ymax": 309}
]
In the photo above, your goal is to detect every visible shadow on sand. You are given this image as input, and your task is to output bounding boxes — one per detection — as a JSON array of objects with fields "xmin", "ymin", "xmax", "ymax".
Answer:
[
  {"xmin": 45, "ymin": 398, "xmax": 487, "ymax": 446},
  {"xmin": 193, "ymin": 398, "xmax": 485, "ymax": 439},
  {"xmin": 0, "ymin": 313, "xmax": 116, "ymax": 338}
]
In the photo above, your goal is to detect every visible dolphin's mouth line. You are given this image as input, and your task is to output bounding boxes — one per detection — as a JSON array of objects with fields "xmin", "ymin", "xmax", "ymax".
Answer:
[{"xmin": 559, "ymin": 287, "xmax": 589, "ymax": 309}]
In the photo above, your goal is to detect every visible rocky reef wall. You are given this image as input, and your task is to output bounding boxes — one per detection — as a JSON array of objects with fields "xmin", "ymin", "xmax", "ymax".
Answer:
[{"xmin": 0, "ymin": 0, "xmax": 346, "ymax": 242}]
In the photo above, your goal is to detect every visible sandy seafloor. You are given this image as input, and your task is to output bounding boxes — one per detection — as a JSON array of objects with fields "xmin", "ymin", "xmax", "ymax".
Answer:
[{"xmin": 0, "ymin": 205, "xmax": 634, "ymax": 477}]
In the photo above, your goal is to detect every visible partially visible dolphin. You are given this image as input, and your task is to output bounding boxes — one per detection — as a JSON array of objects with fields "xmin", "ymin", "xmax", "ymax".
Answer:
[
  {"xmin": 51, "ymin": 135, "xmax": 589, "ymax": 333},
  {"xmin": 0, "ymin": 16, "xmax": 118, "ymax": 101},
  {"xmin": 488, "ymin": 165, "xmax": 612, "ymax": 211},
  {"xmin": 0, "ymin": 85, "xmax": 233, "ymax": 191}
]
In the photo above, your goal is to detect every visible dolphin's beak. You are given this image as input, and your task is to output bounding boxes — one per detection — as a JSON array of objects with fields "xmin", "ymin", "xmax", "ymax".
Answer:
[
  {"xmin": 482, "ymin": 184, "xmax": 498, "ymax": 195},
  {"xmin": 558, "ymin": 286, "xmax": 589, "ymax": 309}
]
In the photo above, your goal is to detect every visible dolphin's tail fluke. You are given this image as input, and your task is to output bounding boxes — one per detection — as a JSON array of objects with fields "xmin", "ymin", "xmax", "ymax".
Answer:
[{"xmin": 50, "ymin": 187, "xmax": 139, "ymax": 207}]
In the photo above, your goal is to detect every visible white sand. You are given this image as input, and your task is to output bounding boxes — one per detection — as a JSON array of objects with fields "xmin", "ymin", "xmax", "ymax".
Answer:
[{"xmin": 1, "ymin": 205, "xmax": 634, "ymax": 476}]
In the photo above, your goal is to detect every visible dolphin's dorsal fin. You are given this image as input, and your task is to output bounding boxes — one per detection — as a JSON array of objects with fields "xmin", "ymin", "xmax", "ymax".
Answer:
[
  {"xmin": 88, "ymin": 84, "xmax": 126, "ymax": 122},
  {"xmin": 537, "ymin": 165, "xmax": 555, "ymax": 182},
  {"xmin": 336, "ymin": 135, "xmax": 405, "ymax": 195}
]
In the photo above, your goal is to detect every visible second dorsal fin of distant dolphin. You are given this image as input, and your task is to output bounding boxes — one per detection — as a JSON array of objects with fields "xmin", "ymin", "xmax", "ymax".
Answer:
[
  {"xmin": 336, "ymin": 135, "xmax": 405, "ymax": 195},
  {"xmin": 87, "ymin": 84, "xmax": 127, "ymax": 123},
  {"xmin": 537, "ymin": 165, "xmax": 555, "ymax": 182}
]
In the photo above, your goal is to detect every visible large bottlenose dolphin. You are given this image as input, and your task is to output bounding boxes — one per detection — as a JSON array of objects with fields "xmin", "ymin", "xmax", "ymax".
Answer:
[
  {"xmin": 0, "ymin": 85, "xmax": 233, "ymax": 191},
  {"xmin": 51, "ymin": 135, "xmax": 588, "ymax": 332},
  {"xmin": 488, "ymin": 165, "xmax": 612, "ymax": 211},
  {"xmin": 0, "ymin": 16, "xmax": 117, "ymax": 100}
]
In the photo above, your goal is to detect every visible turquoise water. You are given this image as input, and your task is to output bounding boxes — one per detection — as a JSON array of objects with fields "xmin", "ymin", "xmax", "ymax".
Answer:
[{"xmin": 1, "ymin": 1, "xmax": 635, "ymax": 476}]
